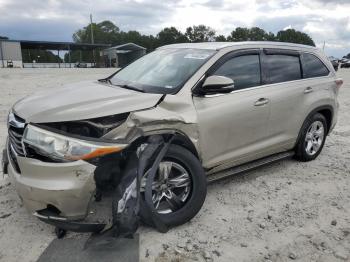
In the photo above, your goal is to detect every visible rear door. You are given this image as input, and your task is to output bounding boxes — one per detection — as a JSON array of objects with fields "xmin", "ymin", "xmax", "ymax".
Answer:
[{"xmin": 261, "ymin": 49, "xmax": 330, "ymax": 152}]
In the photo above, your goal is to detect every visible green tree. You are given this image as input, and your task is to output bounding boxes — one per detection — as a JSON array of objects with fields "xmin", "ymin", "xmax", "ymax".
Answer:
[
  {"xmin": 99, "ymin": 20, "xmax": 120, "ymax": 34},
  {"xmin": 68, "ymin": 21, "xmax": 316, "ymax": 64},
  {"xmin": 185, "ymin": 25, "xmax": 216, "ymax": 42},
  {"xmin": 227, "ymin": 27, "xmax": 250, "ymax": 41},
  {"xmin": 228, "ymin": 27, "xmax": 274, "ymax": 41},
  {"xmin": 249, "ymin": 27, "xmax": 275, "ymax": 41},
  {"xmin": 156, "ymin": 27, "xmax": 188, "ymax": 46},
  {"xmin": 0, "ymin": 36, "xmax": 8, "ymax": 40},
  {"xmin": 215, "ymin": 35, "xmax": 227, "ymax": 41},
  {"xmin": 275, "ymin": 29, "xmax": 315, "ymax": 46}
]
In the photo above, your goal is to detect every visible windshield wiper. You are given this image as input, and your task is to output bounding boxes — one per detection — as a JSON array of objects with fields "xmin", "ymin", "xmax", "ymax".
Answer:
[
  {"xmin": 98, "ymin": 78, "xmax": 112, "ymax": 84},
  {"xmin": 117, "ymin": 84, "xmax": 145, "ymax": 93},
  {"xmin": 100, "ymin": 78, "xmax": 145, "ymax": 93}
]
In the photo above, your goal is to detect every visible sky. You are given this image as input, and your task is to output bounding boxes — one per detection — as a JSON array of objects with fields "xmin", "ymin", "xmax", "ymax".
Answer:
[{"xmin": 0, "ymin": 0, "xmax": 349, "ymax": 58}]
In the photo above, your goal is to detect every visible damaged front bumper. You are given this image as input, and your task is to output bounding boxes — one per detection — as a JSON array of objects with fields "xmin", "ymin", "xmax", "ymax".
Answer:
[
  {"xmin": 5, "ymin": 132, "xmax": 173, "ymax": 237},
  {"xmin": 6, "ymin": 141, "xmax": 97, "ymax": 220}
]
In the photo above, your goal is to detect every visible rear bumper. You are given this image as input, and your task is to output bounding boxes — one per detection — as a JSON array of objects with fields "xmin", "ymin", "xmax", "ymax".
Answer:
[
  {"xmin": 7, "ymin": 140, "xmax": 97, "ymax": 220},
  {"xmin": 329, "ymin": 100, "xmax": 339, "ymax": 133}
]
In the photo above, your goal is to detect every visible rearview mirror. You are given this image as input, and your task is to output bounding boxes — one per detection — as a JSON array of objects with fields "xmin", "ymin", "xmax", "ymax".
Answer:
[{"xmin": 201, "ymin": 75, "xmax": 235, "ymax": 95}]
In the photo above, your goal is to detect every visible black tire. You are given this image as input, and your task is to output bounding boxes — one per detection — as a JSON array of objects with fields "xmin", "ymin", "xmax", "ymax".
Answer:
[
  {"xmin": 295, "ymin": 113, "xmax": 327, "ymax": 162},
  {"xmin": 139, "ymin": 144, "xmax": 207, "ymax": 228}
]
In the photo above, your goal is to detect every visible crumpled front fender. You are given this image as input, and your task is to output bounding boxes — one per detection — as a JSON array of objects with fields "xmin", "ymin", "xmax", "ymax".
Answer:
[{"xmin": 103, "ymin": 94, "xmax": 201, "ymax": 157}]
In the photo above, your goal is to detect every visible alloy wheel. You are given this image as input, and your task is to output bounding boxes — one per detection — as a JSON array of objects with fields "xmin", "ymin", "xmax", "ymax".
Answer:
[
  {"xmin": 304, "ymin": 120, "xmax": 325, "ymax": 156},
  {"xmin": 141, "ymin": 161, "xmax": 192, "ymax": 214}
]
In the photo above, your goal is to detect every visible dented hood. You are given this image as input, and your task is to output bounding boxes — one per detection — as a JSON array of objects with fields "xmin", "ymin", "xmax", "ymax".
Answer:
[{"xmin": 13, "ymin": 81, "xmax": 163, "ymax": 123}]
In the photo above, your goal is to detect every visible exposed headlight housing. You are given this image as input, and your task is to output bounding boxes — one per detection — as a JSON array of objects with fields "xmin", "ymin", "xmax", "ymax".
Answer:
[
  {"xmin": 23, "ymin": 124, "xmax": 127, "ymax": 162},
  {"xmin": 39, "ymin": 113, "xmax": 129, "ymax": 139}
]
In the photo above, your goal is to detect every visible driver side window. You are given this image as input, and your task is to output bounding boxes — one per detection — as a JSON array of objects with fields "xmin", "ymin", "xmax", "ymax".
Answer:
[{"xmin": 213, "ymin": 54, "xmax": 261, "ymax": 90}]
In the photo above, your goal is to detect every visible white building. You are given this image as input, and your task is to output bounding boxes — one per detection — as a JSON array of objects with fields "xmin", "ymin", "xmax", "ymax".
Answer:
[{"xmin": 0, "ymin": 40, "xmax": 23, "ymax": 68}]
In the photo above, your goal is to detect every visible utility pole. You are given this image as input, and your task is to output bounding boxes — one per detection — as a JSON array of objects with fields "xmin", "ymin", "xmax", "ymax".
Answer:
[
  {"xmin": 0, "ymin": 40, "xmax": 4, "ymax": 68},
  {"xmin": 90, "ymin": 14, "xmax": 96, "ymax": 66},
  {"xmin": 90, "ymin": 14, "xmax": 95, "ymax": 45},
  {"xmin": 323, "ymin": 41, "xmax": 326, "ymax": 51}
]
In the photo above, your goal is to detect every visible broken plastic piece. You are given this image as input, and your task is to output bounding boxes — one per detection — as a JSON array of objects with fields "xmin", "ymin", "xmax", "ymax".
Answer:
[
  {"xmin": 55, "ymin": 227, "xmax": 67, "ymax": 239},
  {"xmin": 34, "ymin": 209, "xmax": 106, "ymax": 233},
  {"xmin": 112, "ymin": 135, "xmax": 174, "ymax": 237},
  {"xmin": 142, "ymin": 136, "xmax": 174, "ymax": 233}
]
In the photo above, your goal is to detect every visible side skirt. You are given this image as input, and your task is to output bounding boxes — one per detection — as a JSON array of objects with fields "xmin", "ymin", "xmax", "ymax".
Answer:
[{"xmin": 207, "ymin": 151, "xmax": 295, "ymax": 183}]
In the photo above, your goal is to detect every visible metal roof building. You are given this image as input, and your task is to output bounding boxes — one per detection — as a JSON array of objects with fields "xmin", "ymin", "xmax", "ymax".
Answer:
[
  {"xmin": 0, "ymin": 39, "xmax": 110, "ymax": 68},
  {"xmin": 101, "ymin": 43, "xmax": 146, "ymax": 68}
]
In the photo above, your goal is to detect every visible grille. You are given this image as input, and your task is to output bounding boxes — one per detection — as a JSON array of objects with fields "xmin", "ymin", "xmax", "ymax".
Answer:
[
  {"xmin": 7, "ymin": 113, "xmax": 26, "ymax": 174},
  {"xmin": 8, "ymin": 127, "xmax": 25, "ymax": 156},
  {"xmin": 8, "ymin": 114, "xmax": 26, "ymax": 156},
  {"xmin": 8, "ymin": 142, "xmax": 21, "ymax": 173}
]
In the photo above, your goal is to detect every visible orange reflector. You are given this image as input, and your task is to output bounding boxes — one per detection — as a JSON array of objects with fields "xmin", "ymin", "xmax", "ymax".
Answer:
[
  {"xmin": 335, "ymin": 78, "xmax": 343, "ymax": 89},
  {"xmin": 68, "ymin": 147, "xmax": 123, "ymax": 161}
]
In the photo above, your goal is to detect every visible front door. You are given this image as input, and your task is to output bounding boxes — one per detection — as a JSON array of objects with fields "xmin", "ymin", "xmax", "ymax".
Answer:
[{"xmin": 193, "ymin": 50, "xmax": 271, "ymax": 170}]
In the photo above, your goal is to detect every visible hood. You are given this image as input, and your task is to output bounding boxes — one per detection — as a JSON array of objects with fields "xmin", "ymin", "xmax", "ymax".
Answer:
[{"xmin": 13, "ymin": 81, "xmax": 163, "ymax": 123}]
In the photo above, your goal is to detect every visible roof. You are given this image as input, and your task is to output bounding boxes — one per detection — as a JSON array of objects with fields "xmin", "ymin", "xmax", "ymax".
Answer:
[
  {"xmin": 0, "ymin": 39, "xmax": 110, "ymax": 50},
  {"xmin": 104, "ymin": 43, "xmax": 146, "ymax": 52},
  {"xmin": 158, "ymin": 41, "xmax": 318, "ymax": 51}
]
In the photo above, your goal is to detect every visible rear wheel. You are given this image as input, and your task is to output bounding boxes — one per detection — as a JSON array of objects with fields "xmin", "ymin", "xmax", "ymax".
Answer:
[
  {"xmin": 295, "ymin": 113, "xmax": 327, "ymax": 161},
  {"xmin": 140, "ymin": 145, "xmax": 207, "ymax": 227}
]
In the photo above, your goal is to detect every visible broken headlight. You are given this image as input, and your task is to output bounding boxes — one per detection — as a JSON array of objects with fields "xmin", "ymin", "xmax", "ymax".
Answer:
[
  {"xmin": 23, "ymin": 124, "xmax": 127, "ymax": 162},
  {"xmin": 39, "ymin": 113, "xmax": 129, "ymax": 139}
]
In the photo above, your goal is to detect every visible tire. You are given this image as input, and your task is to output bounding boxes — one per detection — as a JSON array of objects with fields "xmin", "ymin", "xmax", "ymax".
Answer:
[
  {"xmin": 295, "ymin": 113, "xmax": 327, "ymax": 162},
  {"xmin": 139, "ymin": 144, "xmax": 207, "ymax": 228}
]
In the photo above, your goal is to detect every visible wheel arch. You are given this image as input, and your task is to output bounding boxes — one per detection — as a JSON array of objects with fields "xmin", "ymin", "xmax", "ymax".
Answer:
[
  {"xmin": 295, "ymin": 105, "xmax": 334, "ymax": 147},
  {"xmin": 127, "ymin": 131, "xmax": 200, "ymax": 160},
  {"xmin": 317, "ymin": 108, "xmax": 333, "ymax": 134}
]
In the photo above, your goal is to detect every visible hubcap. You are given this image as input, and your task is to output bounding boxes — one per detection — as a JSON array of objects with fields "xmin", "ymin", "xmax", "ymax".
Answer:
[
  {"xmin": 305, "ymin": 120, "xmax": 324, "ymax": 156},
  {"xmin": 141, "ymin": 161, "xmax": 192, "ymax": 214}
]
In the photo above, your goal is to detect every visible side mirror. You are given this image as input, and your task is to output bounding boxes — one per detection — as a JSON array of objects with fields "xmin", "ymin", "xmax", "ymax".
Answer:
[{"xmin": 201, "ymin": 75, "xmax": 235, "ymax": 95}]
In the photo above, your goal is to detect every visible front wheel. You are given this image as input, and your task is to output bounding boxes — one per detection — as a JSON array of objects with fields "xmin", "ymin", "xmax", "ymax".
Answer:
[
  {"xmin": 295, "ymin": 113, "xmax": 327, "ymax": 161},
  {"xmin": 139, "ymin": 145, "xmax": 207, "ymax": 228}
]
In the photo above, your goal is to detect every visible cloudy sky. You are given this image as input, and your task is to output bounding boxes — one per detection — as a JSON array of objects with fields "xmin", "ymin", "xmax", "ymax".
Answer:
[{"xmin": 0, "ymin": 0, "xmax": 349, "ymax": 57}]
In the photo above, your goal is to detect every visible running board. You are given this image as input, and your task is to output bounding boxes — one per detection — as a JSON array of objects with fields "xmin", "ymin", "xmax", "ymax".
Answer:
[{"xmin": 207, "ymin": 151, "xmax": 295, "ymax": 183}]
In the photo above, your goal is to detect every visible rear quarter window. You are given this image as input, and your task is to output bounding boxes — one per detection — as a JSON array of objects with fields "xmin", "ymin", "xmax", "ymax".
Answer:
[
  {"xmin": 302, "ymin": 53, "xmax": 330, "ymax": 78},
  {"xmin": 264, "ymin": 54, "xmax": 301, "ymax": 84}
]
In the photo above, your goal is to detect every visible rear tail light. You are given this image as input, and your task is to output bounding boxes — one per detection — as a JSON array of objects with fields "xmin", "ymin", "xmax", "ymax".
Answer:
[{"xmin": 335, "ymin": 78, "xmax": 343, "ymax": 89}]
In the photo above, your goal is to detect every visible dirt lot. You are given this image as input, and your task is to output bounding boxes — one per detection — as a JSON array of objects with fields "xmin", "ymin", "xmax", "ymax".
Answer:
[{"xmin": 0, "ymin": 68, "xmax": 349, "ymax": 262}]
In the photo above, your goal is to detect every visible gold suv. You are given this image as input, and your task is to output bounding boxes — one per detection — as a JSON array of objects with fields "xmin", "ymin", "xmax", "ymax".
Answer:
[{"xmin": 3, "ymin": 41, "xmax": 341, "ymax": 231}]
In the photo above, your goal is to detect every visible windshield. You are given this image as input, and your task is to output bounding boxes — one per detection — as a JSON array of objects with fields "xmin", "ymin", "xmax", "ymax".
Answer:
[{"xmin": 110, "ymin": 48, "xmax": 215, "ymax": 94}]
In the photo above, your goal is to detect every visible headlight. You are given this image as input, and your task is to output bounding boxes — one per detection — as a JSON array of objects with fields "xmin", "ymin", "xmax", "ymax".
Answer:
[{"xmin": 23, "ymin": 124, "xmax": 127, "ymax": 162}]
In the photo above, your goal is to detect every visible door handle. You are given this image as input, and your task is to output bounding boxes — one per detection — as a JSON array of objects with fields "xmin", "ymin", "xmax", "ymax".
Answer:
[
  {"xmin": 304, "ymin": 87, "xmax": 313, "ymax": 94},
  {"xmin": 254, "ymin": 98, "xmax": 269, "ymax": 106}
]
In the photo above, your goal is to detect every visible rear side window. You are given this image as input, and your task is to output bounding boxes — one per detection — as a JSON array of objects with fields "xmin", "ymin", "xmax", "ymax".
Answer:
[
  {"xmin": 302, "ymin": 53, "xmax": 329, "ymax": 78},
  {"xmin": 264, "ymin": 54, "xmax": 301, "ymax": 84},
  {"xmin": 213, "ymin": 54, "xmax": 261, "ymax": 90}
]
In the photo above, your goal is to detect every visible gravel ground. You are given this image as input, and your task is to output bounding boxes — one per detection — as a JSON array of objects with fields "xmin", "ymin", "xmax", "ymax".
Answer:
[{"xmin": 0, "ymin": 68, "xmax": 349, "ymax": 262}]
